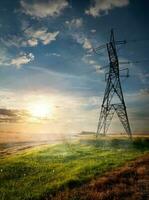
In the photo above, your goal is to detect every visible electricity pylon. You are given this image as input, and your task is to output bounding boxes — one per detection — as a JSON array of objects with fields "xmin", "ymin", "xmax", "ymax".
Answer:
[{"xmin": 96, "ymin": 30, "xmax": 132, "ymax": 138}]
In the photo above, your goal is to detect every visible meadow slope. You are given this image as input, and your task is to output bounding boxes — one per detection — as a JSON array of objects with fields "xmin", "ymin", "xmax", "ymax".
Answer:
[
  {"xmin": 0, "ymin": 137, "xmax": 149, "ymax": 200},
  {"xmin": 53, "ymin": 154, "xmax": 149, "ymax": 200}
]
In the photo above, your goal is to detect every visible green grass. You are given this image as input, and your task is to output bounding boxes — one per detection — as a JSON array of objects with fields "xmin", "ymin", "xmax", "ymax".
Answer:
[{"xmin": 0, "ymin": 137, "xmax": 149, "ymax": 200}]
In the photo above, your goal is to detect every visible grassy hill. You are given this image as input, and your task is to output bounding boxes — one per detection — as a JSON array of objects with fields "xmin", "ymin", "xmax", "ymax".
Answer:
[{"xmin": 0, "ymin": 137, "xmax": 149, "ymax": 200}]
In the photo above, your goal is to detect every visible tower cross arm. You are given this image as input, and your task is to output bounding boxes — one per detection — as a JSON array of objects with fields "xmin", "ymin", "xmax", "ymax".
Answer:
[{"xmin": 115, "ymin": 40, "xmax": 127, "ymax": 45}]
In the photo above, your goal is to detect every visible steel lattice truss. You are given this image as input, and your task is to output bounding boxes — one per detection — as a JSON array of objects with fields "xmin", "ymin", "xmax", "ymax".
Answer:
[{"xmin": 97, "ymin": 30, "xmax": 132, "ymax": 138}]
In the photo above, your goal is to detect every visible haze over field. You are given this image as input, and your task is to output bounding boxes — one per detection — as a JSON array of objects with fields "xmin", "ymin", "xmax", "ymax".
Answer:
[{"xmin": 1, "ymin": 137, "xmax": 149, "ymax": 200}]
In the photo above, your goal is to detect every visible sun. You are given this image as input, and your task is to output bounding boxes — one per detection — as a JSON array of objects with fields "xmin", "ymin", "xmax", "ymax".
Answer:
[{"xmin": 27, "ymin": 100, "xmax": 53, "ymax": 119}]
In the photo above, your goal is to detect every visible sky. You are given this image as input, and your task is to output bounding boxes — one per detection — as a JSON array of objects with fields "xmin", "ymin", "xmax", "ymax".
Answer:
[{"xmin": 0, "ymin": 0, "xmax": 149, "ymax": 142}]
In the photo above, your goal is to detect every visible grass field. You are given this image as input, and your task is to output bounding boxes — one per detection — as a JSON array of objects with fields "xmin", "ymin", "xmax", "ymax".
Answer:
[{"xmin": 0, "ymin": 136, "xmax": 149, "ymax": 200}]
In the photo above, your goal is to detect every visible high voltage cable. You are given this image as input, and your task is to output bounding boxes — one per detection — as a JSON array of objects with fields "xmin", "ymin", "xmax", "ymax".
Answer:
[{"xmin": 84, "ymin": 59, "xmax": 149, "ymax": 75}]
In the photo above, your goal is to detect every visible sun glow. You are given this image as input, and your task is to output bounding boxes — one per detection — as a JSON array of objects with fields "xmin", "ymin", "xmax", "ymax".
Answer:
[{"xmin": 27, "ymin": 100, "xmax": 53, "ymax": 119}]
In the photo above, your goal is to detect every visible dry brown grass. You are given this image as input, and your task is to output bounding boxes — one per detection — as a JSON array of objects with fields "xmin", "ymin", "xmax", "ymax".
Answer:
[{"xmin": 50, "ymin": 154, "xmax": 149, "ymax": 200}]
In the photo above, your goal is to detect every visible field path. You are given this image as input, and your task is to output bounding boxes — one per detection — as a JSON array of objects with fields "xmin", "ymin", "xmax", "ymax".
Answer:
[{"xmin": 51, "ymin": 154, "xmax": 149, "ymax": 200}]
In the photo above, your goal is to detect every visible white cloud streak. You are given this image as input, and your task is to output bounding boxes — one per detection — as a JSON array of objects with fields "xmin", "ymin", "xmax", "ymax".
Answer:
[
  {"xmin": 91, "ymin": 29, "xmax": 96, "ymax": 33},
  {"xmin": 85, "ymin": 0, "xmax": 129, "ymax": 17},
  {"xmin": 20, "ymin": 0, "xmax": 68, "ymax": 18},
  {"xmin": 83, "ymin": 38, "xmax": 92, "ymax": 50},
  {"xmin": 1, "ymin": 27, "xmax": 59, "ymax": 48},
  {"xmin": 82, "ymin": 55, "xmax": 104, "ymax": 74},
  {"xmin": 24, "ymin": 27, "xmax": 59, "ymax": 45},
  {"xmin": 11, "ymin": 53, "xmax": 34, "ymax": 68},
  {"xmin": 72, "ymin": 33, "xmax": 92, "ymax": 51},
  {"xmin": 46, "ymin": 53, "xmax": 61, "ymax": 57},
  {"xmin": 65, "ymin": 18, "xmax": 83, "ymax": 29},
  {"xmin": 27, "ymin": 38, "xmax": 38, "ymax": 46}
]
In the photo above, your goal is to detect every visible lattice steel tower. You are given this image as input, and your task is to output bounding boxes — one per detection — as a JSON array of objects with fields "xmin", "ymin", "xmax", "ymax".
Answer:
[{"xmin": 96, "ymin": 30, "xmax": 132, "ymax": 138}]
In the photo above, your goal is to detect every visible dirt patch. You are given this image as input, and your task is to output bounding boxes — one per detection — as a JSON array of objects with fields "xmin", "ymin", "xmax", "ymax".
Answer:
[{"xmin": 50, "ymin": 154, "xmax": 149, "ymax": 200}]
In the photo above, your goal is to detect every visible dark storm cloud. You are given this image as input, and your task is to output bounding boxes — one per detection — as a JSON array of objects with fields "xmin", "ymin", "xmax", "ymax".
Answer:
[
  {"xmin": 0, "ymin": 108, "xmax": 17, "ymax": 117},
  {"xmin": 0, "ymin": 108, "xmax": 29, "ymax": 123}
]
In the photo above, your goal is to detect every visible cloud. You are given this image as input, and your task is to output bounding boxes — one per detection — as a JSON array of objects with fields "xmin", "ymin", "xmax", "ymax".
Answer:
[
  {"xmin": 85, "ymin": 0, "xmax": 129, "ymax": 17},
  {"xmin": 0, "ymin": 48, "xmax": 34, "ymax": 68},
  {"xmin": 91, "ymin": 29, "xmax": 96, "ymax": 33},
  {"xmin": 24, "ymin": 27, "xmax": 59, "ymax": 45},
  {"xmin": 1, "ymin": 36, "xmax": 25, "ymax": 48},
  {"xmin": 46, "ymin": 53, "xmax": 61, "ymax": 57},
  {"xmin": 65, "ymin": 18, "xmax": 83, "ymax": 29},
  {"xmin": 0, "ymin": 109, "xmax": 17, "ymax": 117},
  {"xmin": 0, "ymin": 108, "xmax": 28, "ymax": 123},
  {"xmin": 83, "ymin": 38, "xmax": 92, "ymax": 49},
  {"xmin": 137, "ymin": 72, "xmax": 149, "ymax": 84},
  {"xmin": 0, "ymin": 49, "xmax": 11, "ymax": 66},
  {"xmin": 27, "ymin": 38, "xmax": 38, "ymax": 46},
  {"xmin": 1, "ymin": 27, "xmax": 59, "ymax": 48},
  {"xmin": 64, "ymin": 19, "xmax": 92, "ymax": 52},
  {"xmin": 20, "ymin": 0, "xmax": 68, "ymax": 18},
  {"xmin": 82, "ymin": 55, "xmax": 104, "ymax": 74},
  {"xmin": 139, "ymin": 88, "xmax": 149, "ymax": 96},
  {"xmin": 72, "ymin": 33, "xmax": 92, "ymax": 51},
  {"xmin": 11, "ymin": 53, "xmax": 34, "ymax": 68}
]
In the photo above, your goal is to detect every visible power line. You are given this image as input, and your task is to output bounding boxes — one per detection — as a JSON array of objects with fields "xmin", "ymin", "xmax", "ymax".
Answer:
[
  {"xmin": 119, "ymin": 59, "xmax": 149, "ymax": 65},
  {"xmin": 91, "ymin": 37, "xmax": 149, "ymax": 54},
  {"xmin": 85, "ymin": 59, "xmax": 149, "ymax": 76}
]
